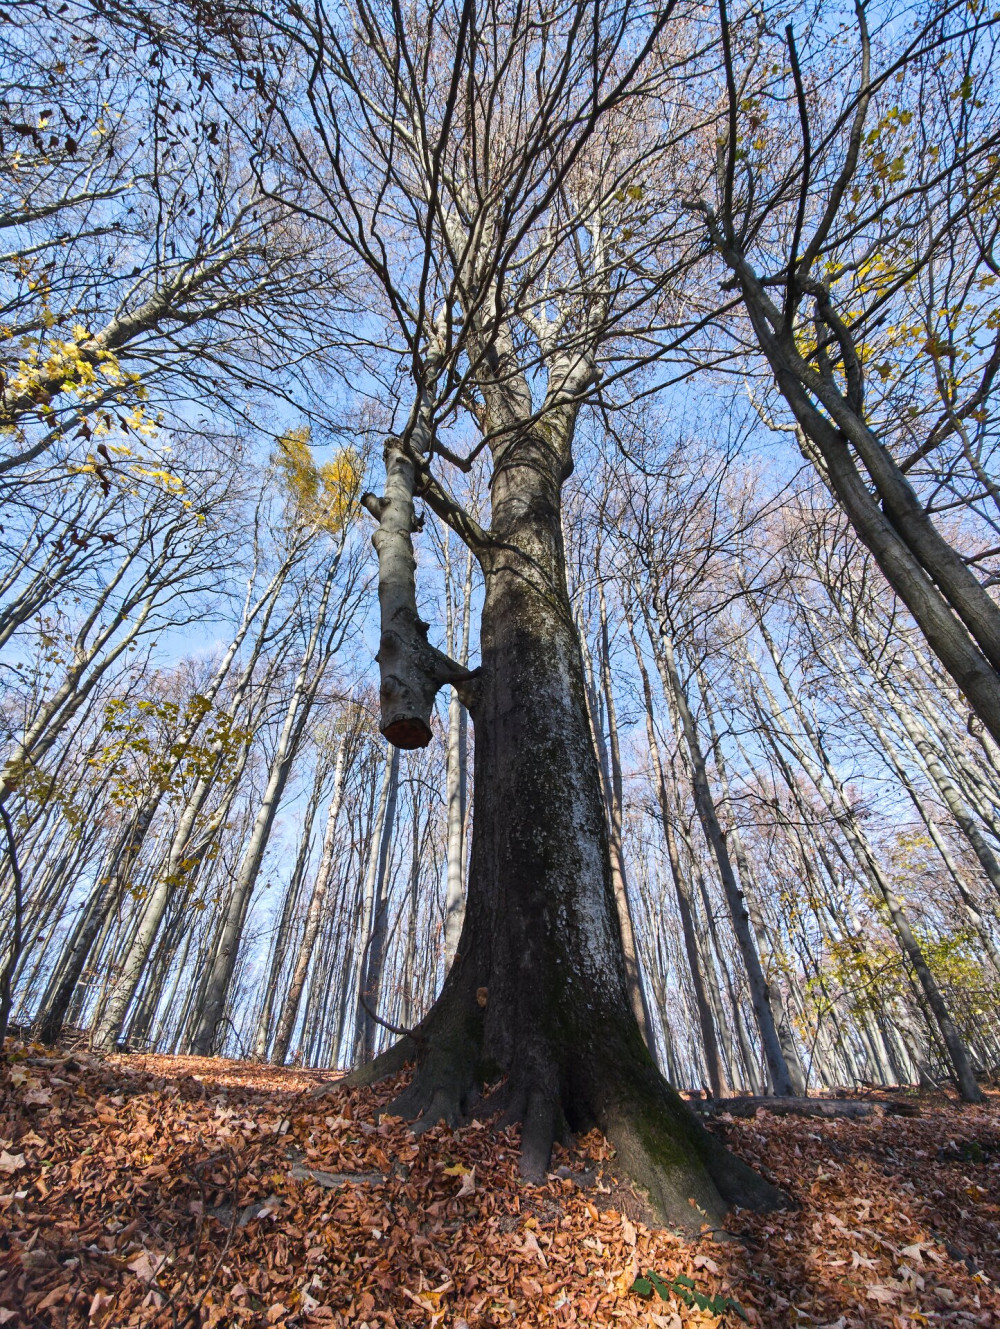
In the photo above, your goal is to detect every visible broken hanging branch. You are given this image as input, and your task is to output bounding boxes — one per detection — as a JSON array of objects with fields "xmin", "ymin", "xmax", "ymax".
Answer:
[{"xmin": 362, "ymin": 434, "xmax": 479, "ymax": 748}]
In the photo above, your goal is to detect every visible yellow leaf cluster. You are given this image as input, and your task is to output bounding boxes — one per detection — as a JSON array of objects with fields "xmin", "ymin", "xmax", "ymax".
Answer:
[{"xmin": 275, "ymin": 427, "xmax": 362, "ymax": 535}]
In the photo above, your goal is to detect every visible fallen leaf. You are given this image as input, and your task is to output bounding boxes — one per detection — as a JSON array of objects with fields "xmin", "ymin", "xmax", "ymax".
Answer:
[
  {"xmin": 401, "ymin": 1280, "xmax": 452, "ymax": 1320},
  {"xmin": 866, "ymin": 1285, "xmax": 899, "ymax": 1304},
  {"xmin": 88, "ymin": 1291, "xmax": 113, "ymax": 1320},
  {"xmin": 522, "ymin": 1230, "xmax": 548, "ymax": 1268},
  {"xmin": 127, "ymin": 1250, "xmax": 165, "ymax": 1284}
]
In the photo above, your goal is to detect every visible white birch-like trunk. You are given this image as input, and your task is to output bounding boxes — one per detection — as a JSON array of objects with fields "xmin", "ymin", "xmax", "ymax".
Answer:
[
  {"xmin": 188, "ymin": 560, "xmax": 341, "ymax": 1055},
  {"xmin": 353, "ymin": 743, "xmax": 400, "ymax": 1062},
  {"xmin": 443, "ymin": 549, "xmax": 474, "ymax": 969},
  {"xmin": 271, "ymin": 737, "xmax": 350, "ymax": 1063}
]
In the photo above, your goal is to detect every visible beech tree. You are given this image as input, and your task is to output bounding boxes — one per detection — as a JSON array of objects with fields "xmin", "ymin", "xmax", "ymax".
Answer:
[
  {"xmin": 6, "ymin": 0, "xmax": 1000, "ymax": 1241},
  {"xmin": 198, "ymin": 0, "xmax": 796, "ymax": 1228}
]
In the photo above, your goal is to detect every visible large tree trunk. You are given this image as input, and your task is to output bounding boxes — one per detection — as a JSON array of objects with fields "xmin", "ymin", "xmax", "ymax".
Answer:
[{"xmin": 351, "ymin": 418, "xmax": 784, "ymax": 1231}]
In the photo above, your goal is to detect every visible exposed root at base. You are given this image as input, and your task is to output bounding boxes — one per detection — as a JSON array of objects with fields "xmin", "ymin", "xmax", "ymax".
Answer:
[{"xmin": 341, "ymin": 1042, "xmax": 790, "ymax": 1236}]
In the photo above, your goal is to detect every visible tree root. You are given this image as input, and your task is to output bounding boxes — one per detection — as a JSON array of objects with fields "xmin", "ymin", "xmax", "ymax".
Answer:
[
  {"xmin": 520, "ymin": 1089, "xmax": 563, "ymax": 1184},
  {"xmin": 334, "ymin": 1034, "xmax": 790, "ymax": 1235},
  {"xmin": 336, "ymin": 1036, "xmax": 417, "ymax": 1091}
]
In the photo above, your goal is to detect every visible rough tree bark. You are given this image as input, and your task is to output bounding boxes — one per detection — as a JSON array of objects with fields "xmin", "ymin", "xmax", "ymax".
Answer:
[{"xmin": 361, "ymin": 437, "xmax": 477, "ymax": 749}]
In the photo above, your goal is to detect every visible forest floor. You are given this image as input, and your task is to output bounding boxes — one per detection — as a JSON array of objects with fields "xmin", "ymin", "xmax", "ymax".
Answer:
[{"xmin": 1, "ymin": 1047, "xmax": 999, "ymax": 1328}]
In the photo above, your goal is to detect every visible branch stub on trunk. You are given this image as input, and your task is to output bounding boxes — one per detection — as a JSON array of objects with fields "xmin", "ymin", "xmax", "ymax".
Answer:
[{"xmin": 366, "ymin": 435, "xmax": 477, "ymax": 748}]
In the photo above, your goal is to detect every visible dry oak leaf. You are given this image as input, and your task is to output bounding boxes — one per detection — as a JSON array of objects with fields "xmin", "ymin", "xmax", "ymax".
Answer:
[{"xmin": 0, "ymin": 1151, "xmax": 25, "ymax": 1173}]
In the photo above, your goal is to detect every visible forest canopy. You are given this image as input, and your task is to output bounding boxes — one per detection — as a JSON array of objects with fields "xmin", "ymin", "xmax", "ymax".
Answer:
[{"xmin": 2, "ymin": 0, "xmax": 1000, "ymax": 1248}]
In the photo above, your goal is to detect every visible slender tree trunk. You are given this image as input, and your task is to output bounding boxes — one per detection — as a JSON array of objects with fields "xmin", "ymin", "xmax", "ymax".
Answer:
[
  {"xmin": 149, "ymin": 924, "xmax": 194, "ymax": 1050},
  {"xmin": 697, "ymin": 674, "xmax": 809, "ymax": 1095},
  {"xmin": 253, "ymin": 760, "xmax": 328, "ymax": 1058},
  {"xmin": 401, "ymin": 785, "xmax": 423, "ymax": 1029},
  {"xmin": 189, "ymin": 557, "xmax": 343, "ymax": 1055},
  {"xmin": 630, "ymin": 619, "xmax": 727, "ymax": 1094},
  {"xmin": 354, "ymin": 745, "xmax": 400, "ymax": 1064},
  {"xmin": 853, "ymin": 692, "xmax": 1000, "ymax": 970},
  {"xmin": 898, "ymin": 706, "xmax": 1000, "ymax": 902},
  {"xmin": 271, "ymin": 735, "xmax": 351, "ymax": 1063},
  {"xmin": 35, "ymin": 805, "xmax": 152, "ymax": 1043},
  {"xmin": 593, "ymin": 577, "xmax": 654, "ymax": 1048},
  {"xmin": 649, "ymin": 611, "xmax": 795, "ymax": 1096},
  {"xmin": 746, "ymin": 609, "xmax": 983, "ymax": 1101}
]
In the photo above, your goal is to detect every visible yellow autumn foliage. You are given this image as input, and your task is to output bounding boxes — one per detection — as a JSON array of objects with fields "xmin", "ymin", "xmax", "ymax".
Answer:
[{"xmin": 275, "ymin": 426, "xmax": 362, "ymax": 534}]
